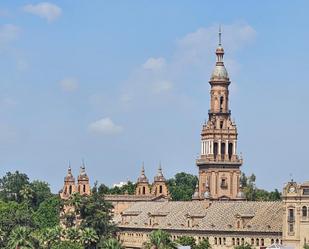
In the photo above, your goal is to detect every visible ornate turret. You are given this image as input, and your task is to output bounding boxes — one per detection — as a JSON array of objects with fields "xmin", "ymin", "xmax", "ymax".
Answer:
[
  {"xmin": 77, "ymin": 162, "xmax": 91, "ymax": 196},
  {"xmin": 60, "ymin": 164, "xmax": 77, "ymax": 199},
  {"xmin": 135, "ymin": 163, "xmax": 151, "ymax": 196},
  {"xmin": 196, "ymin": 27, "xmax": 244, "ymax": 201},
  {"xmin": 151, "ymin": 163, "xmax": 169, "ymax": 197}
]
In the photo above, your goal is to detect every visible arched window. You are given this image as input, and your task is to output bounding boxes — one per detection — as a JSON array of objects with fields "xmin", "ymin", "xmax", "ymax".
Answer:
[
  {"xmin": 228, "ymin": 143, "xmax": 233, "ymax": 160},
  {"xmin": 143, "ymin": 186, "xmax": 146, "ymax": 195},
  {"xmin": 261, "ymin": 238, "xmax": 264, "ymax": 246},
  {"xmin": 159, "ymin": 185, "xmax": 163, "ymax": 194},
  {"xmin": 214, "ymin": 142, "xmax": 218, "ymax": 159},
  {"xmin": 223, "ymin": 237, "xmax": 226, "ymax": 245},
  {"xmin": 251, "ymin": 238, "xmax": 254, "ymax": 245},
  {"xmin": 64, "ymin": 186, "xmax": 67, "ymax": 194},
  {"xmin": 236, "ymin": 238, "xmax": 240, "ymax": 245},
  {"xmin": 302, "ymin": 206, "xmax": 307, "ymax": 217},
  {"xmin": 276, "ymin": 239, "xmax": 279, "ymax": 244},
  {"xmin": 214, "ymin": 237, "xmax": 217, "ymax": 245},
  {"xmin": 241, "ymin": 238, "xmax": 244, "ymax": 245},
  {"xmin": 271, "ymin": 239, "xmax": 274, "ymax": 244},
  {"xmin": 256, "ymin": 238, "xmax": 259, "ymax": 246},
  {"xmin": 83, "ymin": 184, "xmax": 86, "ymax": 193},
  {"xmin": 232, "ymin": 238, "xmax": 235, "ymax": 245},
  {"xmin": 69, "ymin": 185, "xmax": 72, "ymax": 194},
  {"xmin": 219, "ymin": 237, "xmax": 222, "ymax": 245},
  {"xmin": 220, "ymin": 96, "xmax": 224, "ymax": 112}
]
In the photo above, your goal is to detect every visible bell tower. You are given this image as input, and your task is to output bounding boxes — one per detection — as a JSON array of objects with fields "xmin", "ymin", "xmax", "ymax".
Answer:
[
  {"xmin": 77, "ymin": 163, "xmax": 91, "ymax": 196},
  {"xmin": 135, "ymin": 164, "xmax": 151, "ymax": 196},
  {"xmin": 196, "ymin": 28, "xmax": 244, "ymax": 201},
  {"xmin": 60, "ymin": 165, "xmax": 76, "ymax": 200}
]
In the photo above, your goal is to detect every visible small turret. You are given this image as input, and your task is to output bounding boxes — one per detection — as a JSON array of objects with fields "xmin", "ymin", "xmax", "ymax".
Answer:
[
  {"xmin": 135, "ymin": 163, "xmax": 151, "ymax": 196},
  {"xmin": 60, "ymin": 164, "xmax": 77, "ymax": 199},
  {"xmin": 77, "ymin": 161, "xmax": 91, "ymax": 196},
  {"xmin": 152, "ymin": 163, "xmax": 169, "ymax": 197}
]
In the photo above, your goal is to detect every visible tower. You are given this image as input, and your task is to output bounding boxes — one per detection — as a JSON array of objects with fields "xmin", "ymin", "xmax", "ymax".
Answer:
[
  {"xmin": 60, "ymin": 165, "xmax": 76, "ymax": 199},
  {"xmin": 196, "ymin": 28, "xmax": 244, "ymax": 201},
  {"xmin": 135, "ymin": 163, "xmax": 151, "ymax": 196},
  {"xmin": 282, "ymin": 180, "xmax": 309, "ymax": 248},
  {"xmin": 151, "ymin": 164, "xmax": 169, "ymax": 197},
  {"xmin": 77, "ymin": 162, "xmax": 91, "ymax": 196}
]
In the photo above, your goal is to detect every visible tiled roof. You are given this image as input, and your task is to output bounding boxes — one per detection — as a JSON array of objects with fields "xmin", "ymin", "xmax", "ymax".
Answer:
[
  {"xmin": 105, "ymin": 194, "xmax": 167, "ymax": 202},
  {"xmin": 116, "ymin": 201, "xmax": 282, "ymax": 233}
]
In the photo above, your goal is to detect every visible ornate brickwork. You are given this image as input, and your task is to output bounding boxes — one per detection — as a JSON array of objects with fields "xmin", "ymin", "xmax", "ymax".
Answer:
[
  {"xmin": 282, "ymin": 180, "xmax": 309, "ymax": 248},
  {"xmin": 196, "ymin": 28, "xmax": 244, "ymax": 201}
]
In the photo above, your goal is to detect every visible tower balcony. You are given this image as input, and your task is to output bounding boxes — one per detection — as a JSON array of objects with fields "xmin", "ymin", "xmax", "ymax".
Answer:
[
  {"xmin": 208, "ymin": 109, "xmax": 231, "ymax": 115},
  {"xmin": 196, "ymin": 154, "xmax": 243, "ymax": 167}
]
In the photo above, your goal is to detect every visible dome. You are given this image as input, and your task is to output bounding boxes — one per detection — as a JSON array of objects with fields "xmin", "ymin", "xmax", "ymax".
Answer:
[
  {"xmin": 137, "ymin": 165, "xmax": 149, "ymax": 183},
  {"xmin": 211, "ymin": 65, "xmax": 229, "ymax": 81}
]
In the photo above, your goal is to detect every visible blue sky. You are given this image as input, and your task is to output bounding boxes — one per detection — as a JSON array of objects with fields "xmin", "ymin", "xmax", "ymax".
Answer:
[{"xmin": 0, "ymin": 1, "xmax": 308, "ymax": 192}]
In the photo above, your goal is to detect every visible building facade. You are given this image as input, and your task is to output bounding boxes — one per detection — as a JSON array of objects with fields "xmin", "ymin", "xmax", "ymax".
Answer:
[{"xmin": 282, "ymin": 180, "xmax": 309, "ymax": 248}]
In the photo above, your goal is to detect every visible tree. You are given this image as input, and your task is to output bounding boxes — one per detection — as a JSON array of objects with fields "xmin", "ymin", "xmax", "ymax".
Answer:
[
  {"xmin": 30, "ymin": 180, "xmax": 52, "ymax": 210},
  {"xmin": 6, "ymin": 226, "xmax": 35, "ymax": 249},
  {"xmin": 33, "ymin": 196, "xmax": 61, "ymax": 229},
  {"xmin": 33, "ymin": 226, "xmax": 62, "ymax": 249},
  {"xmin": 0, "ymin": 171, "xmax": 30, "ymax": 203},
  {"xmin": 99, "ymin": 238, "xmax": 123, "ymax": 249},
  {"xmin": 176, "ymin": 236, "xmax": 196, "ymax": 248},
  {"xmin": 80, "ymin": 228, "xmax": 99, "ymax": 248},
  {"xmin": 304, "ymin": 244, "xmax": 309, "ymax": 249},
  {"xmin": 167, "ymin": 172, "xmax": 198, "ymax": 201},
  {"xmin": 64, "ymin": 227, "xmax": 80, "ymax": 244},
  {"xmin": 144, "ymin": 230, "xmax": 176, "ymax": 249},
  {"xmin": 196, "ymin": 238, "xmax": 211, "ymax": 249},
  {"xmin": 234, "ymin": 243, "xmax": 253, "ymax": 249},
  {"xmin": 51, "ymin": 241, "xmax": 83, "ymax": 249},
  {"xmin": 0, "ymin": 201, "xmax": 34, "ymax": 234},
  {"xmin": 79, "ymin": 188, "xmax": 116, "ymax": 238}
]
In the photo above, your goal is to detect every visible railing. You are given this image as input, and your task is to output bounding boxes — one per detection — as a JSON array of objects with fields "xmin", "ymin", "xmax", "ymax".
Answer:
[{"xmin": 288, "ymin": 216, "xmax": 295, "ymax": 222}]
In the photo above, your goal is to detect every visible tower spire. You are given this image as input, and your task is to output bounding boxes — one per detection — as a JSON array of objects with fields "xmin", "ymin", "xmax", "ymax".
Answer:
[{"xmin": 218, "ymin": 25, "xmax": 222, "ymax": 46}]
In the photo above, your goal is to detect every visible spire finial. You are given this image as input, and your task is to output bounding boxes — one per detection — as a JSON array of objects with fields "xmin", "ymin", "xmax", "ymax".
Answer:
[
  {"xmin": 218, "ymin": 25, "xmax": 222, "ymax": 46},
  {"xmin": 141, "ymin": 162, "xmax": 145, "ymax": 174}
]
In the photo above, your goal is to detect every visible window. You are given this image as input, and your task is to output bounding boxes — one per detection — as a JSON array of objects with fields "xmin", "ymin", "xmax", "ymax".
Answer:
[
  {"xmin": 219, "ymin": 238, "xmax": 222, "ymax": 245},
  {"xmin": 159, "ymin": 185, "xmax": 163, "ymax": 194},
  {"xmin": 143, "ymin": 186, "xmax": 146, "ymax": 195},
  {"xmin": 288, "ymin": 208, "xmax": 294, "ymax": 222},
  {"xmin": 214, "ymin": 237, "xmax": 217, "ymax": 245},
  {"xmin": 220, "ymin": 121, "xmax": 224, "ymax": 129},
  {"xmin": 261, "ymin": 238, "xmax": 264, "ymax": 246},
  {"xmin": 232, "ymin": 238, "xmax": 235, "ymax": 245},
  {"xmin": 251, "ymin": 238, "xmax": 254, "ymax": 245},
  {"xmin": 83, "ymin": 184, "xmax": 86, "ymax": 193},
  {"xmin": 289, "ymin": 223, "xmax": 294, "ymax": 233},
  {"xmin": 221, "ymin": 178, "xmax": 227, "ymax": 188},
  {"xmin": 220, "ymin": 96, "xmax": 224, "ymax": 112},
  {"xmin": 241, "ymin": 238, "xmax": 244, "ymax": 245},
  {"xmin": 69, "ymin": 185, "xmax": 72, "ymax": 194},
  {"xmin": 228, "ymin": 143, "xmax": 233, "ymax": 160},
  {"xmin": 302, "ymin": 206, "xmax": 308, "ymax": 217},
  {"xmin": 236, "ymin": 238, "xmax": 240, "ymax": 245},
  {"xmin": 223, "ymin": 237, "xmax": 226, "ymax": 245},
  {"xmin": 256, "ymin": 238, "xmax": 259, "ymax": 246},
  {"xmin": 271, "ymin": 239, "xmax": 274, "ymax": 244}
]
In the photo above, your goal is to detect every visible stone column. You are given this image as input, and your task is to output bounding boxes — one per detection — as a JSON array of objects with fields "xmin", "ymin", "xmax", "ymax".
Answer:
[
  {"xmin": 225, "ymin": 140, "xmax": 229, "ymax": 160},
  {"xmin": 233, "ymin": 140, "xmax": 237, "ymax": 155}
]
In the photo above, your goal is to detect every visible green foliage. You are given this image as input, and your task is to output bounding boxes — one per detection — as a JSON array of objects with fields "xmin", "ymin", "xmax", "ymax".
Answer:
[
  {"xmin": 0, "ymin": 171, "xmax": 30, "ymax": 203},
  {"xmin": 51, "ymin": 241, "xmax": 83, "ymax": 249},
  {"xmin": 79, "ymin": 190, "xmax": 117, "ymax": 238},
  {"xmin": 167, "ymin": 172, "xmax": 198, "ymax": 201},
  {"xmin": 176, "ymin": 236, "xmax": 196, "ymax": 248},
  {"xmin": 97, "ymin": 181, "xmax": 136, "ymax": 195},
  {"xmin": 98, "ymin": 237, "xmax": 124, "ymax": 249},
  {"xmin": 144, "ymin": 230, "xmax": 176, "ymax": 249},
  {"xmin": 33, "ymin": 196, "xmax": 61, "ymax": 229},
  {"xmin": 6, "ymin": 226, "xmax": 35, "ymax": 249},
  {"xmin": 234, "ymin": 243, "xmax": 254, "ymax": 249},
  {"xmin": 30, "ymin": 180, "xmax": 53, "ymax": 210},
  {"xmin": 0, "ymin": 201, "xmax": 34, "ymax": 233},
  {"xmin": 304, "ymin": 244, "xmax": 309, "ymax": 249},
  {"xmin": 240, "ymin": 173, "xmax": 281, "ymax": 201},
  {"xmin": 196, "ymin": 238, "xmax": 211, "ymax": 249}
]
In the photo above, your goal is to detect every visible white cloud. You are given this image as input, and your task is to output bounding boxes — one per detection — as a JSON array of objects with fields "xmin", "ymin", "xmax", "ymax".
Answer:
[
  {"xmin": 143, "ymin": 57, "xmax": 166, "ymax": 71},
  {"xmin": 60, "ymin": 78, "xmax": 79, "ymax": 92},
  {"xmin": 88, "ymin": 118, "xmax": 123, "ymax": 135},
  {"xmin": 153, "ymin": 80, "xmax": 173, "ymax": 94},
  {"xmin": 0, "ymin": 24, "xmax": 20, "ymax": 48},
  {"xmin": 23, "ymin": 2, "xmax": 62, "ymax": 22}
]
